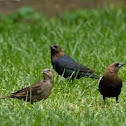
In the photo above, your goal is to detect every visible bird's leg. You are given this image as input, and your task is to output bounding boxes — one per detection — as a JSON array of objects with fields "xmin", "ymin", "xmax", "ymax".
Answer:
[
  {"xmin": 103, "ymin": 96, "xmax": 105, "ymax": 102},
  {"xmin": 30, "ymin": 101, "xmax": 34, "ymax": 104},
  {"xmin": 68, "ymin": 79, "xmax": 73, "ymax": 85},
  {"xmin": 116, "ymin": 96, "xmax": 118, "ymax": 102},
  {"xmin": 66, "ymin": 77, "xmax": 74, "ymax": 85}
]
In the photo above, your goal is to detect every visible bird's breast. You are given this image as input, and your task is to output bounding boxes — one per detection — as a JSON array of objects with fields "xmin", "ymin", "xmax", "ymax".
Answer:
[{"xmin": 104, "ymin": 76, "xmax": 122, "ymax": 87}]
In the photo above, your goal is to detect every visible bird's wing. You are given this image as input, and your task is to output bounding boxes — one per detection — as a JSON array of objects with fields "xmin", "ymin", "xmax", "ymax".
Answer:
[
  {"xmin": 118, "ymin": 79, "xmax": 122, "ymax": 88},
  {"xmin": 11, "ymin": 80, "xmax": 44, "ymax": 97},
  {"xmin": 98, "ymin": 76, "xmax": 105, "ymax": 89},
  {"xmin": 120, "ymin": 80, "xmax": 122, "ymax": 87},
  {"xmin": 55, "ymin": 54, "xmax": 95, "ymax": 73}
]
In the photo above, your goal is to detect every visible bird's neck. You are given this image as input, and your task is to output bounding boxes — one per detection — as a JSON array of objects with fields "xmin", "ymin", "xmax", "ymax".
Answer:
[
  {"xmin": 104, "ymin": 70, "xmax": 119, "ymax": 79},
  {"xmin": 50, "ymin": 78, "xmax": 54, "ymax": 84},
  {"xmin": 51, "ymin": 52, "xmax": 64, "ymax": 61},
  {"xmin": 44, "ymin": 77, "xmax": 54, "ymax": 84}
]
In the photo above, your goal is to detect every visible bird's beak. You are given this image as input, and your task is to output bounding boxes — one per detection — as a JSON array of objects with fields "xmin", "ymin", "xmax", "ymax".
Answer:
[
  {"xmin": 42, "ymin": 70, "xmax": 46, "ymax": 74},
  {"xmin": 119, "ymin": 63, "xmax": 126, "ymax": 67},
  {"xmin": 50, "ymin": 45, "xmax": 55, "ymax": 50}
]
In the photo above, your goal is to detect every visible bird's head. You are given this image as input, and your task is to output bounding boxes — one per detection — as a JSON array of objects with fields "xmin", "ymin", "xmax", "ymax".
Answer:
[
  {"xmin": 50, "ymin": 45, "xmax": 64, "ymax": 57},
  {"xmin": 42, "ymin": 68, "xmax": 54, "ymax": 81},
  {"xmin": 106, "ymin": 62, "xmax": 125, "ymax": 73}
]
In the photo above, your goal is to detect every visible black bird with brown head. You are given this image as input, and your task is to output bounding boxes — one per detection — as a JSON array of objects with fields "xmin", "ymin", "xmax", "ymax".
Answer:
[
  {"xmin": 98, "ymin": 62, "xmax": 125, "ymax": 102},
  {"xmin": 50, "ymin": 45, "xmax": 99, "ymax": 80}
]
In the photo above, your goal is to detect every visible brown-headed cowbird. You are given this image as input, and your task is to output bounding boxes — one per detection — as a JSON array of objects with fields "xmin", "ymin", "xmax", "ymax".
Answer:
[
  {"xmin": 98, "ymin": 63, "xmax": 125, "ymax": 102},
  {"xmin": 0, "ymin": 68, "xmax": 54, "ymax": 103},
  {"xmin": 50, "ymin": 45, "xmax": 99, "ymax": 80}
]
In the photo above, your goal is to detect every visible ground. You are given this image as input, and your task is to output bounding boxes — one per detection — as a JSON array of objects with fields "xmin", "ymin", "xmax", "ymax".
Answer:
[{"xmin": 0, "ymin": 0, "xmax": 126, "ymax": 17}]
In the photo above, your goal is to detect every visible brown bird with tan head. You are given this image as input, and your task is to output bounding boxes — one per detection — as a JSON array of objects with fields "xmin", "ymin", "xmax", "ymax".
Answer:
[
  {"xmin": 50, "ymin": 45, "xmax": 99, "ymax": 80},
  {"xmin": 98, "ymin": 63, "xmax": 125, "ymax": 102},
  {"xmin": 0, "ymin": 68, "xmax": 54, "ymax": 103}
]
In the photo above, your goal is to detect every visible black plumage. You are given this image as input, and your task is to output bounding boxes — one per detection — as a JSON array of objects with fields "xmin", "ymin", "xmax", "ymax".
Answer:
[
  {"xmin": 50, "ymin": 45, "xmax": 99, "ymax": 80},
  {"xmin": 98, "ymin": 62, "xmax": 125, "ymax": 102}
]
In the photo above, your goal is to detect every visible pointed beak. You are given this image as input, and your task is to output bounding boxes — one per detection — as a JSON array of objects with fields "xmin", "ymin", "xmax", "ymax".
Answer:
[
  {"xmin": 42, "ymin": 70, "xmax": 46, "ymax": 74},
  {"xmin": 50, "ymin": 45, "xmax": 55, "ymax": 50},
  {"xmin": 119, "ymin": 63, "xmax": 126, "ymax": 67}
]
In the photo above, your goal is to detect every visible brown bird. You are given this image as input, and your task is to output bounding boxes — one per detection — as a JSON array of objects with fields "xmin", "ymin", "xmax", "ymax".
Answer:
[
  {"xmin": 50, "ymin": 45, "xmax": 99, "ymax": 80},
  {"xmin": 0, "ymin": 68, "xmax": 54, "ymax": 103},
  {"xmin": 98, "ymin": 63, "xmax": 125, "ymax": 102}
]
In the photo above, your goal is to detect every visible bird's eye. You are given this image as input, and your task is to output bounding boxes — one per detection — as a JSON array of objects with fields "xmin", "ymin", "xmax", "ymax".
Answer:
[
  {"xmin": 47, "ymin": 70, "xmax": 51, "ymax": 72},
  {"xmin": 115, "ymin": 63, "xmax": 119, "ymax": 67}
]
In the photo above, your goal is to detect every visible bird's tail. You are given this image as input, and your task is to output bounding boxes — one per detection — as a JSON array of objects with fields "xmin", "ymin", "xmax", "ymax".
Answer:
[
  {"xmin": 0, "ymin": 96, "xmax": 11, "ymax": 99},
  {"xmin": 83, "ymin": 72, "xmax": 100, "ymax": 79},
  {"xmin": 90, "ymin": 74, "xmax": 100, "ymax": 79}
]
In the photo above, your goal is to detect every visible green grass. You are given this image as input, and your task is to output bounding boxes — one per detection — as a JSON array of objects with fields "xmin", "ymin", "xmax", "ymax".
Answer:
[{"xmin": 1, "ymin": 7, "xmax": 126, "ymax": 126}]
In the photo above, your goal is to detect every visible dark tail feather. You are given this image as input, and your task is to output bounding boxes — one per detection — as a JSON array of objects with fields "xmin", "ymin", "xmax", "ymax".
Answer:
[
  {"xmin": 0, "ymin": 96, "xmax": 11, "ymax": 99},
  {"xmin": 90, "ymin": 74, "xmax": 100, "ymax": 79},
  {"xmin": 81, "ymin": 72, "xmax": 100, "ymax": 79}
]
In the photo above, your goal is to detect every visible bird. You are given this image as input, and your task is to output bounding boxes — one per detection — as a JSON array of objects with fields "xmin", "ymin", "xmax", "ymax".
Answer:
[
  {"xmin": 50, "ymin": 45, "xmax": 99, "ymax": 80},
  {"xmin": 98, "ymin": 62, "xmax": 125, "ymax": 102},
  {"xmin": 0, "ymin": 68, "xmax": 54, "ymax": 103}
]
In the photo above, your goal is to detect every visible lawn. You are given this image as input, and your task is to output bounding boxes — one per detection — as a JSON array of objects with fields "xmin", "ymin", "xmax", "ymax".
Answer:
[{"xmin": 0, "ymin": 7, "xmax": 126, "ymax": 126}]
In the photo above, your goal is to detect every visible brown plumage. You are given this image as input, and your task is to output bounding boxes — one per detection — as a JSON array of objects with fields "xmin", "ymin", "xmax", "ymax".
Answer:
[
  {"xmin": 98, "ymin": 63, "xmax": 125, "ymax": 102},
  {"xmin": 0, "ymin": 68, "xmax": 54, "ymax": 103},
  {"xmin": 50, "ymin": 45, "xmax": 99, "ymax": 80}
]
